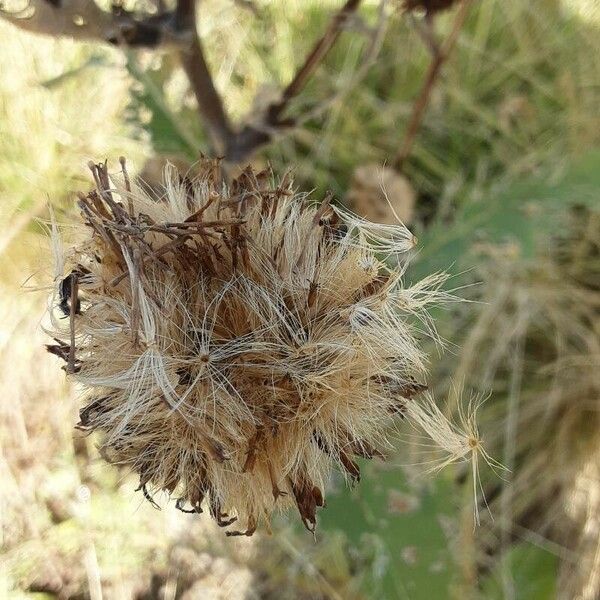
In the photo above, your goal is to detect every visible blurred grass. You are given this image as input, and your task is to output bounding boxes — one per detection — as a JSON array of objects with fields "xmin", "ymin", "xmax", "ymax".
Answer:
[
  {"xmin": 196, "ymin": 0, "xmax": 600, "ymax": 198},
  {"xmin": 1, "ymin": 0, "xmax": 599, "ymax": 598}
]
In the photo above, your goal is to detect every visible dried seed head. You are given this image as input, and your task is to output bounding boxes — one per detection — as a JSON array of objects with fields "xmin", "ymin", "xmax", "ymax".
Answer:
[{"xmin": 46, "ymin": 159, "xmax": 459, "ymax": 535}]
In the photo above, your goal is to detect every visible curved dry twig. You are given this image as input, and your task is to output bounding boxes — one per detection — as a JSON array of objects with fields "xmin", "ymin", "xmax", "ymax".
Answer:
[{"xmin": 394, "ymin": 0, "xmax": 473, "ymax": 170}]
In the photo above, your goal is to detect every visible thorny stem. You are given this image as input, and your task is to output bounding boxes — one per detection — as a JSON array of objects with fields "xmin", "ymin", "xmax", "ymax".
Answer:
[{"xmin": 394, "ymin": 0, "xmax": 472, "ymax": 171}]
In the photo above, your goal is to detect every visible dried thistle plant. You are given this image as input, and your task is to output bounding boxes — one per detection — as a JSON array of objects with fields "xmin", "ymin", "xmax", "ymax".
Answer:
[{"xmin": 45, "ymin": 158, "xmax": 472, "ymax": 536}]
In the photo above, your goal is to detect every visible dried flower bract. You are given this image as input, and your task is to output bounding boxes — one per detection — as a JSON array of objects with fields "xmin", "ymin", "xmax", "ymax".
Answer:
[{"xmin": 46, "ymin": 158, "xmax": 459, "ymax": 535}]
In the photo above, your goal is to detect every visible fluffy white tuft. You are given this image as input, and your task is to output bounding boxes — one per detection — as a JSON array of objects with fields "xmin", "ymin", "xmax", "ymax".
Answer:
[{"xmin": 45, "ymin": 159, "xmax": 481, "ymax": 535}]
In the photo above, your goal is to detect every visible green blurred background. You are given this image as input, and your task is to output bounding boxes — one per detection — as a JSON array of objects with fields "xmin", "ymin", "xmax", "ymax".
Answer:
[{"xmin": 1, "ymin": 1, "xmax": 598, "ymax": 598}]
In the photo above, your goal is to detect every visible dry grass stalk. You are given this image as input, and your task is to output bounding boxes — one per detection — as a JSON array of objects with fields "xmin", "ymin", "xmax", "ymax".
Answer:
[{"xmin": 45, "ymin": 158, "xmax": 476, "ymax": 535}]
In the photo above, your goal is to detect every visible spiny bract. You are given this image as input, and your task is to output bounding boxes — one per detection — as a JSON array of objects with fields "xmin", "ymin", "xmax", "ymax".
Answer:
[{"xmin": 46, "ymin": 159, "xmax": 451, "ymax": 536}]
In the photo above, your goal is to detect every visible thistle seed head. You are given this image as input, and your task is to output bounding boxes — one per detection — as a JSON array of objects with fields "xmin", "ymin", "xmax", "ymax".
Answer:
[{"xmin": 46, "ymin": 158, "xmax": 451, "ymax": 535}]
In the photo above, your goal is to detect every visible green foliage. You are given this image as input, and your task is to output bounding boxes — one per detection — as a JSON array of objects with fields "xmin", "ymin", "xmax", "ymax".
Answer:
[
  {"xmin": 38, "ymin": 53, "xmax": 111, "ymax": 90},
  {"xmin": 319, "ymin": 463, "xmax": 458, "ymax": 599},
  {"xmin": 126, "ymin": 52, "xmax": 204, "ymax": 159},
  {"xmin": 126, "ymin": 1, "xmax": 600, "ymax": 209},
  {"xmin": 412, "ymin": 149, "xmax": 600, "ymax": 278},
  {"xmin": 480, "ymin": 543, "xmax": 558, "ymax": 600}
]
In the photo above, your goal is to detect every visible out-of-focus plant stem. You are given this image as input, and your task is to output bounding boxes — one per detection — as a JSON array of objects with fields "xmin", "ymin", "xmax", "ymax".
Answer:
[{"xmin": 394, "ymin": 0, "xmax": 473, "ymax": 171}]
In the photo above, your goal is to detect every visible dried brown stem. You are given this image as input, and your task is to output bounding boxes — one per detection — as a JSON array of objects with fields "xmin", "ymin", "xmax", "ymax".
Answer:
[
  {"xmin": 176, "ymin": 0, "xmax": 234, "ymax": 155},
  {"xmin": 130, "ymin": 248, "xmax": 141, "ymax": 347},
  {"xmin": 270, "ymin": 0, "xmax": 362, "ymax": 124},
  {"xmin": 229, "ymin": 0, "xmax": 364, "ymax": 162},
  {"xmin": 394, "ymin": 0, "xmax": 472, "ymax": 171}
]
